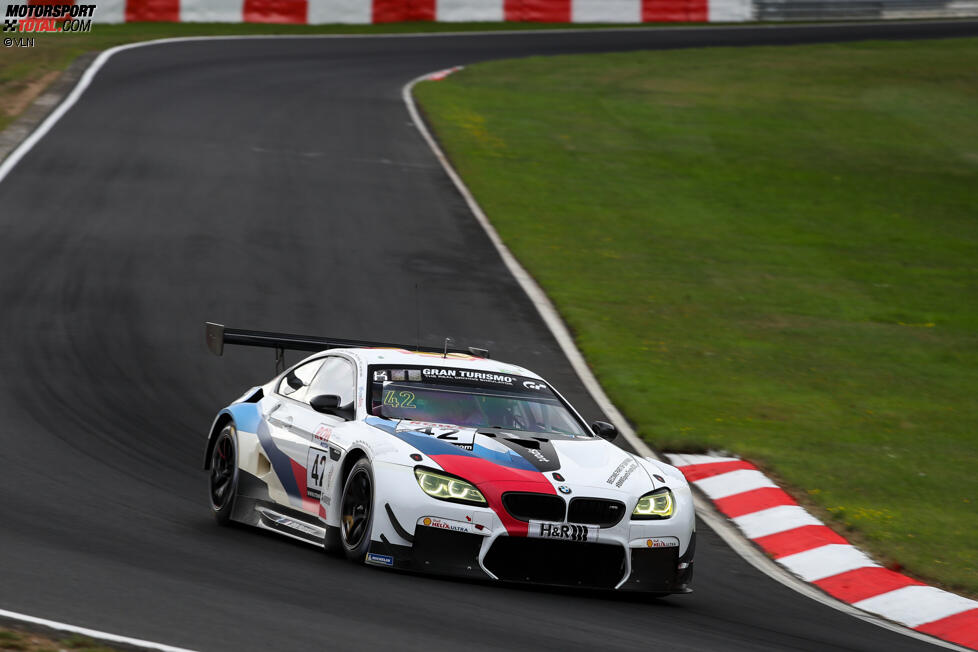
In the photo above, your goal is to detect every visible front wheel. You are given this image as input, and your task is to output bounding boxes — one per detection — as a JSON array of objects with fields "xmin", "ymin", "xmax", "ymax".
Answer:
[
  {"xmin": 209, "ymin": 424, "xmax": 239, "ymax": 525},
  {"xmin": 339, "ymin": 458, "xmax": 374, "ymax": 562}
]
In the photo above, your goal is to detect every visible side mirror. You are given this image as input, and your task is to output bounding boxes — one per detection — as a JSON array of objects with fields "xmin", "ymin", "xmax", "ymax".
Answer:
[
  {"xmin": 591, "ymin": 421, "xmax": 618, "ymax": 441},
  {"xmin": 285, "ymin": 371, "xmax": 304, "ymax": 390},
  {"xmin": 310, "ymin": 394, "xmax": 354, "ymax": 421},
  {"xmin": 310, "ymin": 394, "xmax": 340, "ymax": 412}
]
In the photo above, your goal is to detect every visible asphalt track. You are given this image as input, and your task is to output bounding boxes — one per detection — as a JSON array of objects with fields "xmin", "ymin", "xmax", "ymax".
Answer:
[{"xmin": 2, "ymin": 20, "xmax": 978, "ymax": 652}]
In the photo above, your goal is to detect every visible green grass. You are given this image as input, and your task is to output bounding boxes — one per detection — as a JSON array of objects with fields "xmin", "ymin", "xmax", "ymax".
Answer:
[
  {"xmin": 415, "ymin": 38, "xmax": 978, "ymax": 595},
  {"xmin": 0, "ymin": 20, "xmax": 691, "ymax": 133}
]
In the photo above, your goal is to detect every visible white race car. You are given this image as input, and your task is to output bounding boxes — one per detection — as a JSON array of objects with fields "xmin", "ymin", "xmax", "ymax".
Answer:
[{"xmin": 203, "ymin": 323, "xmax": 695, "ymax": 593}]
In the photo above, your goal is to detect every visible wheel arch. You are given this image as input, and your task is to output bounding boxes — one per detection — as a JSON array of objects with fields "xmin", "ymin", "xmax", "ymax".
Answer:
[
  {"xmin": 340, "ymin": 446, "xmax": 370, "ymax": 487},
  {"xmin": 203, "ymin": 411, "xmax": 235, "ymax": 470}
]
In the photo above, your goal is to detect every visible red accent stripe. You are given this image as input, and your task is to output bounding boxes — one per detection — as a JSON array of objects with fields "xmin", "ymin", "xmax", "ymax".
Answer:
[
  {"xmin": 430, "ymin": 453, "xmax": 555, "ymax": 536},
  {"xmin": 915, "ymin": 609, "xmax": 978, "ymax": 650},
  {"xmin": 243, "ymin": 0, "xmax": 308, "ymax": 24},
  {"xmin": 753, "ymin": 525, "xmax": 848, "ymax": 558},
  {"xmin": 642, "ymin": 0, "xmax": 708, "ymax": 21},
  {"xmin": 373, "ymin": 0, "xmax": 436, "ymax": 22},
  {"xmin": 815, "ymin": 567, "xmax": 926, "ymax": 603},
  {"xmin": 289, "ymin": 458, "xmax": 320, "ymax": 512},
  {"xmin": 714, "ymin": 486, "xmax": 797, "ymax": 518},
  {"xmin": 505, "ymin": 0, "xmax": 571, "ymax": 22},
  {"xmin": 678, "ymin": 459, "xmax": 755, "ymax": 482}
]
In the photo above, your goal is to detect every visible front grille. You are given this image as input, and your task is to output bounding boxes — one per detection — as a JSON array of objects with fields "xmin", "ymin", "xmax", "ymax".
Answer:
[
  {"xmin": 502, "ymin": 492, "xmax": 565, "ymax": 522},
  {"xmin": 568, "ymin": 498, "xmax": 626, "ymax": 528},
  {"xmin": 484, "ymin": 538, "xmax": 626, "ymax": 588}
]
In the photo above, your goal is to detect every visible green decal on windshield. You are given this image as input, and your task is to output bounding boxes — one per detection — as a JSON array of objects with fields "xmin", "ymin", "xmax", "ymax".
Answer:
[{"xmin": 384, "ymin": 390, "xmax": 416, "ymax": 409}]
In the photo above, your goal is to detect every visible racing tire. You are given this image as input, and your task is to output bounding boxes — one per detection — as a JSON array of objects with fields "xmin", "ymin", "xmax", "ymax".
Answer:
[
  {"xmin": 339, "ymin": 458, "xmax": 374, "ymax": 562},
  {"xmin": 209, "ymin": 424, "xmax": 239, "ymax": 525}
]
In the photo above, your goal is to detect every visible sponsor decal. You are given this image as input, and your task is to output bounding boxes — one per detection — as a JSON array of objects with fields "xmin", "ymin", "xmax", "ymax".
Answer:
[
  {"xmin": 522, "ymin": 380, "xmax": 546, "ymax": 391},
  {"xmin": 417, "ymin": 516, "xmax": 486, "ymax": 535},
  {"xmin": 422, "ymin": 367, "xmax": 515, "ymax": 386},
  {"xmin": 558, "ymin": 485, "xmax": 572, "ymax": 495},
  {"xmin": 607, "ymin": 458, "xmax": 639, "ymax": 487},
  {"xmin": 314, "ymin": 425, "xmax": 332, "ymax": 443},
  {"xmin": 646, "ymin": 537, "xmax": 680, "ymax": 548},
  {"xmin": 264, "ymin": 512, "xmax": 321, "ymax": 537},
  {"xmin": 528, "ymin": 449, "xmax": 549, "ymax": 464},
  {"xmin": 366, "ymin": 553, "xmax": 394, "ymax": 567},
  {"xmin": 529, "ymin": 521, "xmax": 597, "ymax": 543}
]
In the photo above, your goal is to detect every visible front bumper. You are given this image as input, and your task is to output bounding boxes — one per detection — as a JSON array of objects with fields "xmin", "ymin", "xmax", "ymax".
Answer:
[{"xmin": 369, "ymin": 502, "xmax": 694, "ymax": 593}]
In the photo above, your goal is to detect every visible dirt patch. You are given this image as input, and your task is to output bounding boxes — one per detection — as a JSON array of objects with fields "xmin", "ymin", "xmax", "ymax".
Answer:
[{"xmin": 0, "ymin": 71, "xmax": 61, "ymax": 122}]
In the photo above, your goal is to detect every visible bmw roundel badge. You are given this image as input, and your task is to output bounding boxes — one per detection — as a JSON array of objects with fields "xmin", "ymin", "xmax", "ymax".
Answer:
[{"xmin": 558, "ymin": 485, "xmax": 572, "ymax": 494}]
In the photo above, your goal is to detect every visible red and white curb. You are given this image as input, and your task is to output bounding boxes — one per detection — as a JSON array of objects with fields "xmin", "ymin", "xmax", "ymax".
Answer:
[{"xmin": 666, "ymin": 453, "xmax": 978, "ymax": 650}]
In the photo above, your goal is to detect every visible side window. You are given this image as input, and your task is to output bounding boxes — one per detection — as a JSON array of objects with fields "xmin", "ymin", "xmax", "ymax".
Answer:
[
  {"xmin": 308, "ymin": 357, "xmax": 356, "ymax": 407},
  {"xmin": 277, "ymin": 359, "xmax": 325, "ymax": 403}
]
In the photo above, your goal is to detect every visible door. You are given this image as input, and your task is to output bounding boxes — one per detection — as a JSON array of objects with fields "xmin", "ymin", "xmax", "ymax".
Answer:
[
  {"xmin": 262, "ymin": 357, "xmax": 326, "ymax": 511},
  {"xmin": 278, "ymin": 356, "xmax": 357, "ymax": 515}
]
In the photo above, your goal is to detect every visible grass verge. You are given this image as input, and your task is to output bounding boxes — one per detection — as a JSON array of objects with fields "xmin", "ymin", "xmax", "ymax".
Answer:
[
  {"xmin": 0, "ymin": 626, "xmax": 120, "ymax": 652},
  {"xmin": 0, "ymin": 20, "xmax": 693, "ymax": 134},
  {"xmin": 414, "ymin": 38, "xmax": 978, "ymax": 595}
]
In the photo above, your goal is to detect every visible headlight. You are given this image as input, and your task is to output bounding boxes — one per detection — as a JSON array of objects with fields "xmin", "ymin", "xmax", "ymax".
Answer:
[
  {"xmin": 414, "ymin": 468, "xmax": 486, "ymax": 506},
  {"xmin": 632, "ymin": 488, "xmax": 675, "ymax": 519}
]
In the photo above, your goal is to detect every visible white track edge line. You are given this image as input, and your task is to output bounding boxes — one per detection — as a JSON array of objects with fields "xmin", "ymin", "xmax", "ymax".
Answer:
[
  {"xmin": 0, "ymin": 608, "xmax": 197, "ymax": 652},
  {"xmin": 402, "ymin": 72, "xmax": 970, "ymax": 652},
  {"xmin": 0, "ymin": 31, "xmax": 967, "ymax": 652}
]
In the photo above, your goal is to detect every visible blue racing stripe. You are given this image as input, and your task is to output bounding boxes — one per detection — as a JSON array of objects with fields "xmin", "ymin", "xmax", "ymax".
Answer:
[
  {"xmin": 365, "ymin": 416, "xmax": 536, "ymax": 471},
  {"xmin": 224, "ymin": 402, "xmax": 300, "ymax": 506}
]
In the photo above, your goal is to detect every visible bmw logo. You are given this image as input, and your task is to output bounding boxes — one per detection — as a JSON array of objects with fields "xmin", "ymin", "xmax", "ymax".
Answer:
[{"xmin": 558, "ymin": 485, "xmax": 572, "ymax": 494}]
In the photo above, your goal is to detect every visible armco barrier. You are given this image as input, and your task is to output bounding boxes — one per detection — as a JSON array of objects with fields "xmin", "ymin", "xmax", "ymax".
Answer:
[
  {"xmin": 754, "ymin": 0, "xmax": 978, "ymax": 20},
  {"xmin": 15, "ymin": 0, "xmax": 750, "ymax": 23},
  {"xmin": 8, "ymin": 0, "xmax": 978, "ymax": 26}
]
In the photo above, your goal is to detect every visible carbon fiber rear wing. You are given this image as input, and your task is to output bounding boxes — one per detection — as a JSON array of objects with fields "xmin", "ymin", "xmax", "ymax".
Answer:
[{"xmin": 205, "ymin": 322, "xmax": 488, "ymax": 372}]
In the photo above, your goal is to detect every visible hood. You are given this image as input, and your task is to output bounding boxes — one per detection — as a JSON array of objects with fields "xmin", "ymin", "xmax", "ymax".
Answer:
[{"xmin": 367, "ymin": 417, "xmax": 655, "ymax": 495}]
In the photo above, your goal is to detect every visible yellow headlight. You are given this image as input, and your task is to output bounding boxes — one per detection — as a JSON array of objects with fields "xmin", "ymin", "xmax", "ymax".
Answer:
[
  {"xmin": 414, "ymin": 468, "xmax": 486, "ymax": 505},
  {"xmin": 632, "ymin": 489, "xmax": 675, "ymax": 519}
]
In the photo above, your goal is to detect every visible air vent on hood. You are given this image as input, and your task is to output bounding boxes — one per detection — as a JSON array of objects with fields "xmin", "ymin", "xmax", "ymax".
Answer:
[{"xmin": 507, "ymin": 438, "xmax": 540, "ymax": 450}]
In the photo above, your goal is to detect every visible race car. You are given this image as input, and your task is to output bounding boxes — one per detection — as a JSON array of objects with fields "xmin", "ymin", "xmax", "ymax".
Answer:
[{"xmin": 203, "ymin": 323, "xmax": 695, "ymax": 593}]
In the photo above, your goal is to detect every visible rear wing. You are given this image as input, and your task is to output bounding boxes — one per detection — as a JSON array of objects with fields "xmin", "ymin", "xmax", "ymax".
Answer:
[{"xmin": 205, "ymin": 322, "xmax": 488, "ymax": 372}]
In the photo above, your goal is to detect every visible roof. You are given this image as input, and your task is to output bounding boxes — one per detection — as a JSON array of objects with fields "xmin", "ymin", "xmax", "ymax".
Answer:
[{"xmin": 328, "ymin": 347, "xmax": 541, "ymax": 379}]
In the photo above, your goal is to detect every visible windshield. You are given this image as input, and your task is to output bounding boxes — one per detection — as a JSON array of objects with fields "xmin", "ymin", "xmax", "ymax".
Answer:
[{"xmin": 368, "ymin": 366, "xmax": 589, "ymax": 438}]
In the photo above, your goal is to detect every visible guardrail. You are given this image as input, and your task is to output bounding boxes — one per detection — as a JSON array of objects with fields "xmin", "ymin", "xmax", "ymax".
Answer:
[
  {"xmin": 754, "ymin": 0, "xmax": 978, "ymax": 20},
  {"xmin": 24, "ymin": 0, "xmax": 976, "ymax": 25}
]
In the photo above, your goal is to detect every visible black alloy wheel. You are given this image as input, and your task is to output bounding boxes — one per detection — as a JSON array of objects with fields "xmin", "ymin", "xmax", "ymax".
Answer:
[
  {"xmin": 209, "ymin": 424, "xmax": 239, "ymax": 524},
  {"xmin": 340, "ymin": 458, "xmax": 374, "ymax": 561}
]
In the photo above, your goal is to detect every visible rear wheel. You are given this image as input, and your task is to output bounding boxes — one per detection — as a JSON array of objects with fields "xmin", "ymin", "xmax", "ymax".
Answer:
[
  {"xmin": 339, "ymin": 458, "xmax": 374, "ymax": 562},
  {"xmin": 209, "ymin": 424, "xmax": 239, "ymax": 525}
]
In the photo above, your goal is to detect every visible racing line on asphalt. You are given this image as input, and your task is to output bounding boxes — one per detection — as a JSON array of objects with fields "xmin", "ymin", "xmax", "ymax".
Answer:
[{"xmin": 1, "ymin": 20, "xmax": 977, "ymax": 652}]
